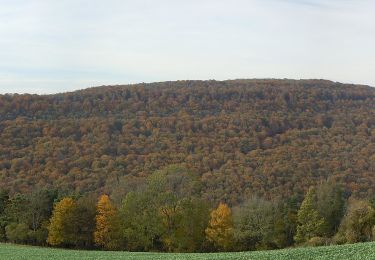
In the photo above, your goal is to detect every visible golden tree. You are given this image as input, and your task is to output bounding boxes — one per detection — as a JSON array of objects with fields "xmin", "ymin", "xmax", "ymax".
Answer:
[
  {"xmin": 94, "ymin": 194, "xmax": 118, "ymax": 249},
  {"xmin": 205, "ymin": 202, "xmax": 234, "ymax": 251},
  {"xmin": 47, "ymin": 197, "xmax": 75, "ymax": 246}
]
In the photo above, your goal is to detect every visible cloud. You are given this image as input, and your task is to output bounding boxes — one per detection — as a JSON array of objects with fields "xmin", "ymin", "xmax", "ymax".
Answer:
[
  {"xmin": 0, "ymin": 0, "xmax": 374, "ymax": 94},
  {"xmin": 279, "ymin": 0, "xmax": 327, "ymax": 8}
]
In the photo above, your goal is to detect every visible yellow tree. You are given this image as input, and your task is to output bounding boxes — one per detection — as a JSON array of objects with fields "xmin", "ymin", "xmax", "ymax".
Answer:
[
  {"xmin": 47, "ymin": 197, "xmax": 75, "ymax": 246},
  {"xmin": 205, "ymin": 202, "xmax": 234, "ymax": 251},
  {"xmin": 94, "ymin": 194, "xmax": 120, "ymax": 249}
]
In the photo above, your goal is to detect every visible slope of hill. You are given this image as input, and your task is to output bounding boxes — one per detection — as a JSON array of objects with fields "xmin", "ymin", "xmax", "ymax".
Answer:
[
  {"xmin": 1, "ymin": 241, "xmax": 375, "ymax": 259},
  {"xmin": 1, "ymin": 79, "xmax": 375, "ymax": 204}
]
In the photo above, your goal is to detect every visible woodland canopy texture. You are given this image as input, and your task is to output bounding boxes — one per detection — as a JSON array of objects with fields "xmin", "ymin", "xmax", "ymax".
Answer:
[{"xmin": 1, "ymin": 79, "xmax": 375, "ymax": 204}]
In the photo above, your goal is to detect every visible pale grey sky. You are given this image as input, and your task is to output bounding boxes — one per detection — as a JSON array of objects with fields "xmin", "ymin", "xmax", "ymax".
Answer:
[{"xmin": 0, "ymin": 0, "xmax": 374, "ymax": 94}]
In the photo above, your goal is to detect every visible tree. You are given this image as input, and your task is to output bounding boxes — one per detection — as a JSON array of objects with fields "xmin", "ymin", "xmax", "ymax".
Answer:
[
  {"xmin": 316, "ymin": 180, "xmax": 345, "ymax": 236},
  {"xmin": 171, "ymin": 198, "xmax": 210, "ymax": 252},
  {"xmin": 0, "ymin": 190, "xmax": 9, "ymax": 242},
  {"xmin": 47, "ymin": 195, "xmax": 96, "ymax": 248},
  {"xmin": 94, "ymin": 195, "xmax": 123, "ymax": 250},
  {"xmin": 151, "ymin": 166, "xmax": 207, "ymax": 252},
  {"xmin": 277, "ymin": 194, "xmax": 301, "ymax": 247},
  {"xmin": 158, "ymin": 191, "xmax": 180, "ymax": 252},
  {"xmin": 28, "ymin": 189, "xmax": 57, "ymax": 232},
  {"xmin": 72, "ymin": 194, "xmax": 96, "ymax": 248},
  {"xmin": 5, "ymin": 194, "xmax": 28, "ymax": 224},
  {"xmin": 5, "ymin": 223, "xmax": 29, "ymax": 243},
  {"xmin": 233, "ymin": 197, "xmax": 278, "ymax": 251},
  {"xmin": 335, "ymin": 199, "xmax": 375, "ymax": 244},
  {"xmin": 120, "ymin": 165, "xmax": 205, "ymax": 252},
  {"xmin": 47, "ymin": 197, "xmax": 76, "ymax": 246},
  {"xmin": 160, "ymin": 164, "xmax": 202, "ymax": 199},
  {"xmin": 121, "ymin": 191, "xmax": 164, "ymax": 251},
  {"xmin": 27, "ymin": 189, "xmax": 58, "ymax": 245},
  {"xmin": 0, "ymin": 190, "xmax": 9, "ymax": 215},
  {"xmin": 205, "ymin": 202, "xmax": 234, "ymax": 251},
  {"xmin": 294, "ymin": 187, "xmax": 326, "ymax": 243}
]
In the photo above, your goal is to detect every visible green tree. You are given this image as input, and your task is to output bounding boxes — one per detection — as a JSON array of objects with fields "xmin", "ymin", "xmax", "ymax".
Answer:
[
  {"xmin": 171, "ymin": 198, "xmax": 210, "ymax": 252},
  {"xmin": 316, "ymin": 180, "xmax": 345, "ymax": 236},
  {"xmin": 27, "ymin": 189, "xmax": 58, "ymax": 245},
  {"xmin": 0, "ymin": 190, "xmax": 9, "ymax": 216},
  {"xmin": 5, "ymin": 194, "xmax": 28, "ymax": 224},
  {"xmin": 0, "ymin": 190, "xmax": 9, "ymax": 241},
  {"xmin": 120, "ymin": 165, "xmax": 205, "ymax": 252},
  {"xmin": 278, "ymin": 194, "xmax": 301, "ymax": 247},
  {"xmin": 28, "ymin": 189, "xmax": 57, "ymax": 232},
  {"xmin": 294, "ymin": 187, "xmax": 326, "ymax": 244},
  {"xmin": 71, "ymin": 194, "xmax": 96, "ymax": 248},
  {"xmin": 233, "ymin": 197, "xmax": 278, "ymax": 251},
  {"xmin": 5, "ymin": 223, "xmax": 29, "ymax": 243},
  {"xmin": 121, "ymin": 191, "xmax": 164, "ymax": 251}
]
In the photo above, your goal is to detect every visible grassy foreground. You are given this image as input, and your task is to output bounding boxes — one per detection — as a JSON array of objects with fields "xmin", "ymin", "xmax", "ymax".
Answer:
[{"xmin": 1, "ymin": 242, "xmax": 375, "ymax": 260}]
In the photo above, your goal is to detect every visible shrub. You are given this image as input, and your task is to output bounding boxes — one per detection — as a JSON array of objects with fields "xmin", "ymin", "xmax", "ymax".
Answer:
[
  {"xmin": 307, "ymin": 236, "xmax": 329, "ymax": 247},
  {"xmin": 5, "ymin": 223, "xmax": 30, "ymax": 243}
]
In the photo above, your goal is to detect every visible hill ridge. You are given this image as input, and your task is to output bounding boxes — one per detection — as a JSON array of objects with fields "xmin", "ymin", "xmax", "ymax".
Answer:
[{"xmin": 1, "ymin": 79, "xmax": 375, "ymax": 204}]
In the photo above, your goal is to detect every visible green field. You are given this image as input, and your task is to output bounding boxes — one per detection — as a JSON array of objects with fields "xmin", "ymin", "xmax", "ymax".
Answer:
[{"xmin": 1, "ymin": 242, "xmax": 375, "ymax": 260}]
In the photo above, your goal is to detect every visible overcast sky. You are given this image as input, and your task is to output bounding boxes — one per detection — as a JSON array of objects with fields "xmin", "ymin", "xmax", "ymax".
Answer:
[{"xmin": 0, "ymin": 0, "xmax": 374, "ymax": 94}]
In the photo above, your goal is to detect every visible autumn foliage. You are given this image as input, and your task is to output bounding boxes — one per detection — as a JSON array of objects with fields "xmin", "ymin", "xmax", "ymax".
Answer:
[
  {"xmin": 1, "ymin": 80, "xmax": 375, "ymax": 204},
  {"xmin": 205, "ymin": 203, "xmax": 234, "ymax": 251},
  {"xmin": 47, "ymin": 198, "xmax": 75, "ymax": 246},
  {"xmin": 94, "ymin": 195, "xmax": 120, "ymax": 250}
]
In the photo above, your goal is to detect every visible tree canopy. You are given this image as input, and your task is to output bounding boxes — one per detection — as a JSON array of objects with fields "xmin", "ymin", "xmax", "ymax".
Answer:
[{"xmin": 1, "ymin": 80, "xmax": 375, "ymax": 203}]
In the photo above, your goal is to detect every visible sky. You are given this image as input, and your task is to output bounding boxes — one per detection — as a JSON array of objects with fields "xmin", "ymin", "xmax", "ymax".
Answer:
[{"xmin": 0, "ymin": 0, "xmax": 374, "ymax": 94}]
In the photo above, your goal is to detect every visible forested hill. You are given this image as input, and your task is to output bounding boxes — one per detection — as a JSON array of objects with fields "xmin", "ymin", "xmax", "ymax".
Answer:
[{"xmin": 1, "ymin": 79, "xmax": 375, "ymax": 205}]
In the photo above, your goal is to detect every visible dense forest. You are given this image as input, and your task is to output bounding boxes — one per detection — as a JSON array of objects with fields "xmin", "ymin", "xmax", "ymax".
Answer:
[
  {"xmin": 1, "ymin": 79, "xmax": 375, "ymax": 252},
  {"xmin": 1, "ymin": 79, "xmax": 375, "ymax": 204}
]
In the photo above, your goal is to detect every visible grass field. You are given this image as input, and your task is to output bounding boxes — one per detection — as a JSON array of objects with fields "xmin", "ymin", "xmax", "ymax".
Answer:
[{"xmin": 1, "ymin": 242, "xmax": 375, "ymax": 259}]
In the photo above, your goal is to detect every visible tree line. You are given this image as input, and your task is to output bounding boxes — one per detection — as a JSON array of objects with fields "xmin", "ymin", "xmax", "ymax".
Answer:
[{"xmin": 1, "ymin": 165, "xmax": 375, "ymax": 252}]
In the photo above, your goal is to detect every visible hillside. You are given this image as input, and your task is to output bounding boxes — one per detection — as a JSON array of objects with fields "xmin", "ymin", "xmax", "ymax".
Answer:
[
  {"xmin": 1, "ymin": 79, "xmax": 375, "ymax": 204},
  {"xmin": 1, "ymin": 241, "xmax": 375, "ymax": 259}
]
